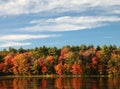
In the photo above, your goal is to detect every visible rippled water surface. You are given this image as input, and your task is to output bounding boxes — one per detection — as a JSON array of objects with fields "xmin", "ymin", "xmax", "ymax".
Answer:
[{"xmin": 0, "ymin": 77, "xmax": 120, "ymax": 89}]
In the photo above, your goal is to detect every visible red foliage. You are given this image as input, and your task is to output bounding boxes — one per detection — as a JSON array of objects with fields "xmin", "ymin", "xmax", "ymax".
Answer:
[
  {"xmin": 41, "ymin": 66, "xmax": 47, "ymax": 74},
  {"xmin": 0, "ymin": 63, "xmax": 4, "ymax": 71},
  {"xmin": 4, "ymin": 53, "xmax": 15, "ymax": 67},
  {"xmin": 91, "ymin": 57, "xmax": 98, "ymax": 69},
  {"xmin": 95, "ymin": 51, "xmax": 101, "ymax": 59},
  {"xmin": 38, "ymin": 58, "xmax": 44, "ymax": 66},
  {"xmin": 92, "ymin": 57, "xmax": 98, "ymax": 65}
]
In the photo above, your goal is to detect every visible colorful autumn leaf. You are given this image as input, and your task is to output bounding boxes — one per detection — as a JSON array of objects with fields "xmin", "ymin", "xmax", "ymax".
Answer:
[{"xmin": 71, "ymin": 61, "xmax": 82, "ymax": 75}]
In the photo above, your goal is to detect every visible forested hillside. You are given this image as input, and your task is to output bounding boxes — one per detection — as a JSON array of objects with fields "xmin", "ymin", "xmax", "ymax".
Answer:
[{"xmin": 0, "ymin": 44, "xmax": 120, "ymax": 76}]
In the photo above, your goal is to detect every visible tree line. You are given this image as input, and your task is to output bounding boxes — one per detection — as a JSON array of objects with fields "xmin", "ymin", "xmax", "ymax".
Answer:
[{"xmin": 0, "ymin": 44, "xmax": 120, "ymax": 76}]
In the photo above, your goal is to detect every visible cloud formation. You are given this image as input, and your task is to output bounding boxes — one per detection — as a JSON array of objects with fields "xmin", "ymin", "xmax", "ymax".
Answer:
[
  {"xmin": 22, "ymin": 16, "xmax": 120, "ymax": 32},
  {"xmin": 0, "ymin": 0, "xmax": 120, "ymax": 16},
  {"xmin": 1, "ymin": 0, "xmax": 120, "ymax": 32},
  {"xmin": 0, "ymin": 34, "xmax": 61, "ymax": 41},
  {"xmin": 0, "ymin": 41, "xmax": 31, "ymax": 48},
  {"xmin": 0, "ymin": 34, "xmax": 61, "ymax": 48},
  {"xmin": 0, "ymin": 0, "xmax": 120, "ymax": 48}
]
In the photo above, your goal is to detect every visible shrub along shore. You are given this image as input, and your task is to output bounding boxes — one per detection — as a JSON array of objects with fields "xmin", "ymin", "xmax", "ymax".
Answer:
[{"xmin": 0, "ymin": 45, "xmax": 120, "ymax": 77}]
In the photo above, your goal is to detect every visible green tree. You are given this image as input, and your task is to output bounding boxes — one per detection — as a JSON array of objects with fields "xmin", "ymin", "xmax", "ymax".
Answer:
[
  {"xmin": 79, "ymin": 44, "xmax": 87, "ymax": 51},
  {"xmin": 48, "ymin": 47, "xmax": 59, "ymax": 56},
  {"xmin": 18, "ymin": 47, "xmax": 26, "ymax": 53},
  {"xmin": 38, "ymin": 46, "xmax": 48, "ymax": 57},
  {"xmin": 71, "ymin": 46, "xmax": 80, "ymax": 52},
  {"xmin": 8, "ymin": 47, "xmax": 17, "ymax": 53},
  {"xmin": 96, "ymin": 45, "xmax": 101, "ymax": 51}
]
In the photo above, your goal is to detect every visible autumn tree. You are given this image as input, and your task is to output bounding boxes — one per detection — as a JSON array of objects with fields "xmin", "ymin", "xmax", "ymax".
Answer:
[
  {"xmin": 55, "ymin": 62, "xmax": 63, "ymax": 75},
  {"xmin": 3, "ymin": 53, "xmax": 15, "ymax": 74},
  {"xmin": 108, "ymin": 52, "xmax": 120, "ymax": 76},
  {"xmin": 12, "ymin": 52, "xmax": 35, "ymax": 75},
  {"xmin": 0, "ymin": 44, "xmax": 120, "ymax": 76},
  {"xmin": 100, "ymin": 45, "xmax": 112, "ymax": 75},
  {"xmin": 71, "ymin": 61, "xmax": 82, "ymax": 75},
  {"xmin": 45, "ymin": 56, "xmax": 55, "ymax": 74}
]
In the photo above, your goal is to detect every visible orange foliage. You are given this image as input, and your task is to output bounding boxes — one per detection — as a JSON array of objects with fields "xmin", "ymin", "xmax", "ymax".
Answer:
[
  {"xmin": 63, "ymin": 52, "xmax": 72, "ymax": 59},
  {"xmin": 61, "ymin": 48, "xmax": 69, "ymax": 56},
  {"xmin": 12, "ymin": 54, "xmax": 25, "ymax": 67},
  {"xmin": 60, "ymin": 47, "xmax": 72, "ymax": 60},
  {"xmin": 46, "ymin": 56, "xmax": 53, "ymax": 65},
  {"xmin": 4, "ymin": 53, "xmax": 15, "ymax": 67},
  {"xmin": 55, "ymin": 63, "xmax": 62, "ymax": 75},
  {"xmin": 11, "ymin": 53, "xmax": 33, "ymax": 75},
  {"xmin": 46, "ymin": 56, "xmax": 53, "ymax": 61},
  {"xmin": 64, "ymin": 63, "xmax": 69, "ymax": 69},
  {"xmin": 71, "ymin": 62, "xmax": 82, "ymax": 75}
]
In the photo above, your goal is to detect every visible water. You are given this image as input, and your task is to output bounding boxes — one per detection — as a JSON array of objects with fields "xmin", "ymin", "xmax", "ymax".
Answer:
[{"xmin": 0, "ymin": 77, "xmax": 120, "ymax": 89}]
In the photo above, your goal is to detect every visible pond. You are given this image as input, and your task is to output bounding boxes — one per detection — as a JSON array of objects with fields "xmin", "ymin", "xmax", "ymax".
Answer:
[{"xmin": 0, "ymin": 77, "xmax": 120, "ymax": 89}]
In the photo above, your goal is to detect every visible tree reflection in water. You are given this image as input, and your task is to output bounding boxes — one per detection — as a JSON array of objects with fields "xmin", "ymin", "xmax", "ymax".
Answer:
[{"xmin": 0, "ymin": 77, "xmax": 120, "ymax": 89}]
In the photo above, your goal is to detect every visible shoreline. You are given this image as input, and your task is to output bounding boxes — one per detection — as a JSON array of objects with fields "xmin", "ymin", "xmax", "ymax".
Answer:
[{"xmin": 0, "ymin": 74, "xmax": 118, "ymax": 78}]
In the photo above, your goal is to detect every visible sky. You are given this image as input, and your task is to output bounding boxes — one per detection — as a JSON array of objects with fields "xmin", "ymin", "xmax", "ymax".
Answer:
[{"xmin": 0, "ymin": 0, "xmax": 120, "ymax": 50}]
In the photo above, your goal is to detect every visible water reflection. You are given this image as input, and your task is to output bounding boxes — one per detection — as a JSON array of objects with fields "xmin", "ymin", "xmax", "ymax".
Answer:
[{"xmin": 0, "ymin": 77, "xmax": 120, "ymax": 89}]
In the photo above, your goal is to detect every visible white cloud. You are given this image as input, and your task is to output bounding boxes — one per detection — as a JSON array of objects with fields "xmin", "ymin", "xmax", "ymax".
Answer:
[
  {"xmin": 31, "ymin": 16, "xmax": 120, "ymax": 24},
  {"xmin": 0, "ymin": 34, "xmax": 61, "ymax": 41},
  {"xmin": 0, "ymin": 0, "xmax": 120, "ymax": 16},
  {"xmin": 21, "ymin": 16, "xmax": 120, "ymax": 32},
  {"xmin": 22, "ymin": 23, "xmax": 104, "ymax": 32},
  {"xmin": 111, "ymin": 10, "xmax": 120, "ymax": 14},
  {"xmin": 0, "ymin": 41, "xmax": 31, "ymax": 48},
  {"xmin": 0, "ymin": 34, "xmax": 61, "ymax": 48}
]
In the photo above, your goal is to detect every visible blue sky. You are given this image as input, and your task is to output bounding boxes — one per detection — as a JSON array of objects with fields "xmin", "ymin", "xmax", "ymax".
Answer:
[{"xmin": 0, "ymin": 0, "xmax": 120, "ymax": 50}]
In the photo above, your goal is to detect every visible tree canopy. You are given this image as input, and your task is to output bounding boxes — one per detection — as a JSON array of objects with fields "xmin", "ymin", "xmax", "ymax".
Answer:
[{"xmin": 0, "ymin": 44, "xmax": 120, "ymax": 76}]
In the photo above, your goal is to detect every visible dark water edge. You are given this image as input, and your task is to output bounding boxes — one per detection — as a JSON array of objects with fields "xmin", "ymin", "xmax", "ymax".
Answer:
[
  {"xmin": 0, "ymin": 78, "xmax": 120, "ymax": 89},
  {"xmin": 0, "ymin": 74, "xmax": 117, "ymax": 78},
  {"xmin": 0, "ymin": 75, "xmax": 120, "ymax": 89}
]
